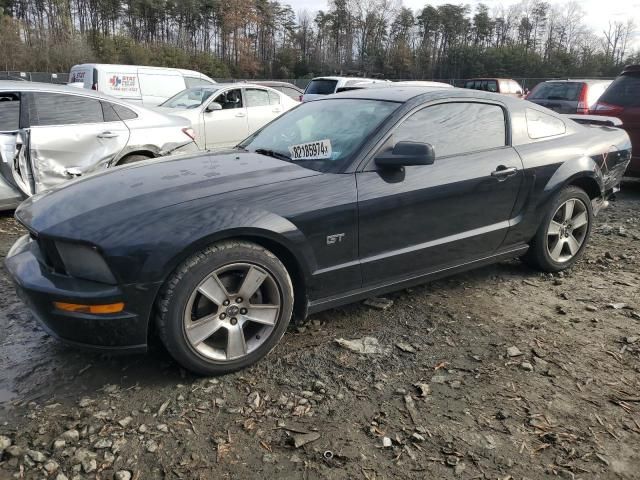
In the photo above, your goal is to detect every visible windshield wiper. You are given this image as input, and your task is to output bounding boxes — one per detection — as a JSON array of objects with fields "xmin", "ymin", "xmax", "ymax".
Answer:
[{"xmin": 254, "ymin": 149, "xmax": 291, "ymax": 161}]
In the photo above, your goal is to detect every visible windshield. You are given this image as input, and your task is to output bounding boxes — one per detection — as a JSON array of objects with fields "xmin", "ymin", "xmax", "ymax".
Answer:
[
  {"xmin": 304, "ymin": 79, "xmax": 338, "ymax": 95},
  {"xmin": 161, "ymin": 87, "xmax": 220, "ymax": 109},
  {"xmin": 529, "ymin": 82, "xmax": 583, "ymax": 101},
  {"xmin": 239, "ymin": 99, "xmax": 399, "ymax": 172}
]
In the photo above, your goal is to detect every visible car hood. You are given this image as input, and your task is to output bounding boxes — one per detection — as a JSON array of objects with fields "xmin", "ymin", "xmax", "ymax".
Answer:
[{"xmin": 16, "ymin": 151, "xmax": 321, "ymax": 237}]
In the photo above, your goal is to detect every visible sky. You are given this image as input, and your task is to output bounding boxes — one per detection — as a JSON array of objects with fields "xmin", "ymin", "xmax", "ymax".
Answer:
[{"xmin": 290, "ymin": 0, "xmax": 640, "ymax": 48}]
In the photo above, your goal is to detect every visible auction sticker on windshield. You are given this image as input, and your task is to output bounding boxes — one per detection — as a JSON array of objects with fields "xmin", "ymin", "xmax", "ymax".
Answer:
[{"xmin": 288, "ymin": 140, "xmax": 332, "ymax": 160}]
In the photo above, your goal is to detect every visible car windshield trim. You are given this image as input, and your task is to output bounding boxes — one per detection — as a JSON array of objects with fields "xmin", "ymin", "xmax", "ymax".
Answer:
[{"xmin": 239, "ymin": 98, "xmax": 400, "ymax": 173}]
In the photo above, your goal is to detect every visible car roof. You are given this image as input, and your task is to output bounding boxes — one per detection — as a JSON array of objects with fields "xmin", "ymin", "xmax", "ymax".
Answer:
[
  {"xmin": 541, "ymin": 79, "xmax": 612, "ymax": 84},
  {"xmin": 310, "ymin": 76, "xmax": 377, "ymax": 82},
  {"xmin": 621, "ymin": 65, "xmax": 640, "ymax": 75},
  {"xmin": 326, "ymin": 86, "xmax": 521, "ymax": 104},
  {"xmin": 186, "ymin": 83, "xmax": 278, "ymax": 90},
  {"xmin": 252, "ymin": 81, "xmax": 299, "ymax": 87},
  {"xmin": 0, "ymin": 80, "xmax": 130, "ymax": 101}
]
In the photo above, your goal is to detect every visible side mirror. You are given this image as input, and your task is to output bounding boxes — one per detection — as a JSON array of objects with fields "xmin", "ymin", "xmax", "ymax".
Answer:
[
  {"xmin": 205, "ymin": 102, "xmax": 222, "ymax": 113},
  {"xmin": 375, "ymin": 141, "xmax": 435, "ymax": 168}
]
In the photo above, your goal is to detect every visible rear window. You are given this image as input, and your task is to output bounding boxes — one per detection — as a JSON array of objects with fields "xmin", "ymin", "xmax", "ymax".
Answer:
[
  {"xmin": 464, "ymin": 80, "xmax": 498, "ymax": 92},
  {"xmin": 599, "ymin": 74, "xmax": 640, "ymax": 107},
  {"xmin": 529, "ymin": 82, "xmax": 583, "ymax": 101},
  {"xmin": 245, "ymin": 88, "xmax": 270, "ymax": 107},
  {"xmin": 305, "ymin": 79, "xmax": 338, "ymax": 95},
  {"xmin": 526, "ymin": 108, "xmax": 566, "ymax": 139},
  {"xmin": 0, "ymin": 93, "xmax": 20, "ymax": 131}
]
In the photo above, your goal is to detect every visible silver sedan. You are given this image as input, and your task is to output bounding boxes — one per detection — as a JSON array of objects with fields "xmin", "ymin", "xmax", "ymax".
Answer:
[{"xmin": 0, "ymin": 81, "xmax": 198, "ymax": 210}]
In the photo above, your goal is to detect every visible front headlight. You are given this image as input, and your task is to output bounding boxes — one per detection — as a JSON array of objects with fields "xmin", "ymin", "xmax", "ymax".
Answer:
[{"xmin": 54, "ymin": 241, "xmax": 117, "ymax": 285}]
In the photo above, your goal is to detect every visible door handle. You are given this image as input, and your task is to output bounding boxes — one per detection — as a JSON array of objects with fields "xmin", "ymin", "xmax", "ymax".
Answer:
[
  {"xmin": 97, "ymin": 131, "xmax": 119, "ymax": 139},
  {"xmin": 491, "ymin": 166, "xmax": 518, "ymax": 179},
  {"xmin": 235, "ymin": 112, "xmax": 246, "ymax": 118},
  {"xmin": 272, "ymin": 108, "xmax": 282, "ymax": 113}
]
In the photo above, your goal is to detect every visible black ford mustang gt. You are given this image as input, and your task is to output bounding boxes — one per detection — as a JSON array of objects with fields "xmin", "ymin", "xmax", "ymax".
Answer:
[{"xmin": 6, "ymin": 87, "xmax": 631, "ymax": 375}]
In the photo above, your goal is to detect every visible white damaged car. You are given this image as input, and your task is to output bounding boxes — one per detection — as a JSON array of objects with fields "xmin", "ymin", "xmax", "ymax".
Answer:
[{"xmin": 0, "ymin": 81, "xmax": 198, "ymax": 210}]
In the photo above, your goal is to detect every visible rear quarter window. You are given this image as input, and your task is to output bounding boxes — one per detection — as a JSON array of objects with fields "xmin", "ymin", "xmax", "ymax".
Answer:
[
  {"xmin": 526, "ymin": 108, "xmax": 566, "ymax": 139},
  {"xmin": 305, "ymin": 79, "xmax": 338, "ymax": 95},
  {"xmin": 599, "ymin": 75, "xmax": 640, "ymax": 107}
]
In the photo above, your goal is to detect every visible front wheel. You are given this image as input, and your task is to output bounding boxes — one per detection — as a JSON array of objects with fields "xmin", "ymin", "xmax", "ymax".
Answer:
[
  {"xmin": 523, "ymin": 186, "xmax": 593, "ymax": 272},
  {"xmin": 155, "ymin": 241, "xmax": 294, "ymax": 375}
]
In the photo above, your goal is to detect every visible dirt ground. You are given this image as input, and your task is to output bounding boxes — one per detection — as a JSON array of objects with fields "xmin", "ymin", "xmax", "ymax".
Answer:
[{"xmin": 0, "ymin": 185, "xmax": 639, "ymax": 480}]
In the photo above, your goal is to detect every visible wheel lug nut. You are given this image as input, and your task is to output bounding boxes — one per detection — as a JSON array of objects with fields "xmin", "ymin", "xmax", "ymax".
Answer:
[
  {"xmin": 240, "ymin": 308, "xmax": 247, "ymax": 315},
  {"xmin": 220, "ymin": 313, "xmax": 227, "ymax": 319},
  {"xmin": 230, "ymin": 317, "xmax": 238, "ymax": 325},
  {"xmin": 236, "ymin": 297, "xmax": 243, "ymax": 303},
  {"xmin": 223, "ymin": 300, "xmax": 230, "ymax": 306}
]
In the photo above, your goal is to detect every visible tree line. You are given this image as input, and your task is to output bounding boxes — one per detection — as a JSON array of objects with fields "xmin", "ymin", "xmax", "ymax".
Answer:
[{"xmin": 0, "ymin": 0, "xmax": 637, "ymax": 80}]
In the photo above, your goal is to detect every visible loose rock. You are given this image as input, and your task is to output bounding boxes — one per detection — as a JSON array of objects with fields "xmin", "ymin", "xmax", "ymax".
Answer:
[
  {"xmin": 335, "ymin": 337, "xmax": 391, "ymax": 355},
  {"xmin": 0, "ymin": 435, "xmax": 11, "ymax": 452},
  {"xmin": 59, "ymin": 429, "xmax": 80, "ymax": 444},
  {"xmin": 395, "ymin": 342, "xmax": 416, "ymax": 353},
  {"xmin": 114, "ymin": 470, "xmax": 132, "ymax": 480},
  {"xmin": 292, "ymin": 432, "xmax": 320, "ymax": 448},
  {"xmin": 507, "ymin": 346, "xmax": 522, "ymax": 357},
  {"xmin": 363, "ymin": 297, "xmax": 394, "ymax": 310},
  {"xmin": 26, "ymin": 449, "xmax": 47, "ymax": 463}
]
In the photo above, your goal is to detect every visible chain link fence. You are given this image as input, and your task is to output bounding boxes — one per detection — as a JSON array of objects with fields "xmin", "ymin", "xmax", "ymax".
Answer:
[
  {"xmin": 1, "ymin": 72, "xmax": 617, "ymax": 91},
  {"xmin": 0, "ymin": 71, "xmax": 69, "ymax": 84}
]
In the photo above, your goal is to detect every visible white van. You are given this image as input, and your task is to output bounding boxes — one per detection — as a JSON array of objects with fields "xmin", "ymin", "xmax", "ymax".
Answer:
[{"xmin": 68, "ymin": 64, "xmax": 216, "ymax": 107}]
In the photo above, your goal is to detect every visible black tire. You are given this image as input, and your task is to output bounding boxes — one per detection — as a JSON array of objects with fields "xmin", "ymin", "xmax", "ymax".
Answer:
[
  {"xmin": 118, "ymin": 154, "xmax": 152, "ymax": 165},
  {"xmin": 155, "ymin": 241, "xmax": 294, "ymax": 375},
  {"xmin": 523, "ymin": 186, "xmax": 593, "ymax": 272}
]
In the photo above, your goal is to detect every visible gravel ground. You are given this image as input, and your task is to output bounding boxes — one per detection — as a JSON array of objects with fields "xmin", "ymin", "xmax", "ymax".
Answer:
[{"xmin": 0, "ymin": 185, "xmax": 639, "ymax": 480}]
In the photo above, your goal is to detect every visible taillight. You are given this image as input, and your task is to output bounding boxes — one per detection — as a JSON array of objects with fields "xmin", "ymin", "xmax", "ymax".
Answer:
[
  {"xmin": 298, "ymin": 95, "xmax": 303, "ymax": 102},
  {"xmin": 576, "ymin": 84, "xmax": 589, "ymax": 114},
  {"xmin": 182, "ymin": 127, "xmax": 196, "ymax": 141},
  {"xmin": 91, "ymin": 83, "xmax": 98, "ymax": 90},
  {"xmin": 591, "ymin": 102, "xmax": 625, "ymax": 116}
]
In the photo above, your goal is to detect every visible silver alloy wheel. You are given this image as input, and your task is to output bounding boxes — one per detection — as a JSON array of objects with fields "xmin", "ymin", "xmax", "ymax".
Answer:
[
  {"xmin": 546, "ymin": 198, "xmax": 589, "ymax": 263},
  {"xmin": 184, "ymin": 263, "xmax": 281, "ymax": 362}
]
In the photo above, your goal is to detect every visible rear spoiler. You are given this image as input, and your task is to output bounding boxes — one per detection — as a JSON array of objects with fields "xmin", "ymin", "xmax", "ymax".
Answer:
[{"xmin": 563, "ymin": 114, "xmax": 623, "ymax": 128}]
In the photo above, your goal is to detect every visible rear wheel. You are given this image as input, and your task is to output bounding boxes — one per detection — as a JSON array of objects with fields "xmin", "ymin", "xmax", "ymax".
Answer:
[
  {"xmin": 155, "ymin": 241, "xmax": 294, "ymax": 375},
  {"xmin": 523, "ymin": 186, "xmax": 593, "ymax": 272}
]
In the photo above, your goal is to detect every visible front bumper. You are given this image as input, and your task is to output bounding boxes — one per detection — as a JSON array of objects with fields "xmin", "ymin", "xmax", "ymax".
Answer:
[{"xmin": 5, "ymin": 235, "xmax": 159, "ymax": 353}]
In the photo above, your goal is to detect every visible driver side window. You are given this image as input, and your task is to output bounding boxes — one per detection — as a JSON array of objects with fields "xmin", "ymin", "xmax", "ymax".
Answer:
[
  {"xmin": 393, "ymin": 102, "xmax": 506, "ymax": 158},
  {"xmin": 214, "ymin": 89, "xmax": 243, "ymax": 109}
]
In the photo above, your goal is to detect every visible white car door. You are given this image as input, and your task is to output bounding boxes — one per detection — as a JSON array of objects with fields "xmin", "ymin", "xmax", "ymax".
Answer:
[
  {"xmin": 0, "ymin": 92, "xmax": 27, "ymax": 207},
  {"xmin": 27, "ymin": 92, "xmax": 130, "ymax": 192},
  {"xmin": 244, "ymin": 88, "xmax": 283, "ymax": 133},
  {"xmin": 202, "ymin": 88, "xmax": 249, "ymax": 150}
]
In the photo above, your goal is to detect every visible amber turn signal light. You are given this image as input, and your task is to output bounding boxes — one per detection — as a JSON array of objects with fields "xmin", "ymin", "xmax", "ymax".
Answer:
[{"xmin": 53, "ymin": 302, "xmax": 125, "ymax": 314}]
